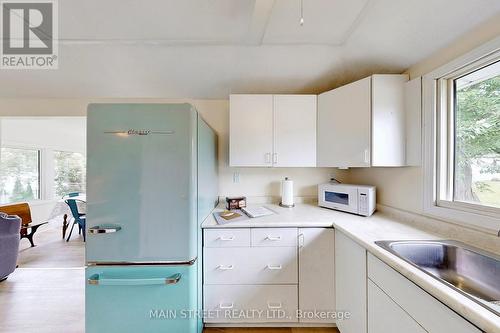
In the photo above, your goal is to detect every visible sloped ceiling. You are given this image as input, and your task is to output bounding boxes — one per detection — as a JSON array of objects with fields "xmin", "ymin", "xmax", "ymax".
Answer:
[{"xmin": 0, "ymin": 0, "xmax": 499, "ymax": 98}]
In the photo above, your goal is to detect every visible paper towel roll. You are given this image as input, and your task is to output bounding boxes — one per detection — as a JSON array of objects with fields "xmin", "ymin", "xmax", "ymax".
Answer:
[{"xmin": 281, "ymin": 177, "xmax": 294, "ymax": 207}]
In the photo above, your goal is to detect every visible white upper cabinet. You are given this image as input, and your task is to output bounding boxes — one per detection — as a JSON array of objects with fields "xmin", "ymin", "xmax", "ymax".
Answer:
[
  {"xmin": 273, "ymin": 95, "xmax": 317, "ymax": 167},
  {"xmin": 404, "ymin": 77, "xmax": 422, "ymax": 166},
  {"xmin": 230, "ymin": 94, "xmax": 317, "ymax": 167},
  {"xmin": 317, "ymin": 77, "xmax": 371, "ymax": 168},
  {"xmin": 371, "ymin": 75, "xmax": 407, "ymax": 166},
  {"xmin": 230, "ymin": 94, "xmax": 273, "ymax": 167},
  {"xmin": 318, "ymin": 74, "xmax": 409, "ymax": 167}
]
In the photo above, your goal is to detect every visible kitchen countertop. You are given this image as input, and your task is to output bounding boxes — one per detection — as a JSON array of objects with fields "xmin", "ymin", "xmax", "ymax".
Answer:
[
  {"xmin": 202, "ymin": 203, "xmax": 337, "ymax": 228},
  {"xmin": 202, "ymin": 202, "xmax": 500, "ymax": 332}
]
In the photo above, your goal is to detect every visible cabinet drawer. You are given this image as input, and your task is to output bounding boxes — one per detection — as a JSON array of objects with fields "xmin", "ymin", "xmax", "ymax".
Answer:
[
  {"xmin": 367, "ymin": 254, "xmax": 481, "ymax": 333},
  {"xmin": 204, "ymin": 247, "xmax": 297, "ymax": 284},
  {"xmin": 204, "ymin": 284, "xmax": 298, "ymax": 323},
  {"xmin": 204, "ymin": 229, "xmax": 250, "ymax": 247},
  {"xmin": 251, "ymin": 228, "xmax": 297, "ymax": 247}
]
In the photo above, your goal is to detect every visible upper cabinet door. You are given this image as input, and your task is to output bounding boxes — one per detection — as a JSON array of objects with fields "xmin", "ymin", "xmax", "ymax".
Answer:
[
  {"xmin": 230, "ymin": 95, "xmax": 273, "ymax": 167},
  {"xmin": 371, "ymin": 74, "xmax": 408, "ymax": 166},
  {"xmin": 273, "ymin": 95, "xmax": 317, "ymax": 167},
  {"xmin": 317, "ymin": 77, "xmax": 371, "ymax": 167},
  {"xmin": 404, "ymin": 77, "xmax": 422, "ymax": 166}
]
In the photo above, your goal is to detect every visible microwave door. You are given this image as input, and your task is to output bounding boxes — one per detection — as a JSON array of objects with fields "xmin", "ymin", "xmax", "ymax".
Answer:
[{"xmin": 323, "ymin": 188, "xmax": 359, "ymax": 214}]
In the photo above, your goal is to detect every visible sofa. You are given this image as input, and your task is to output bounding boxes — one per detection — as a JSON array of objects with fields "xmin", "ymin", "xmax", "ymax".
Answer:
[{"xmin": 0, "ymin": 212, "xmax": 21, "ymax": 281}]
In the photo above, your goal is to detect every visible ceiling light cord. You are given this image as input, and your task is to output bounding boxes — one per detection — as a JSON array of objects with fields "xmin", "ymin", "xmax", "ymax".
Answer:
[{"xmin": 299, "ymin": 0, "xmax": 304, "ymax": 26}]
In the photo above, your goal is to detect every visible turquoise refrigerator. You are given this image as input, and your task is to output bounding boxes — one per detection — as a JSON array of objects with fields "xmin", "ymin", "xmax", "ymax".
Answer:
[{"xmin": 85, "ymin": 104, "xmax": 218, "ymax": 333}]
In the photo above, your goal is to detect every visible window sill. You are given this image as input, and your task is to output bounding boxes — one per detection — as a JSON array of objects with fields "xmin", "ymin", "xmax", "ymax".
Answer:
[{"xmin": 423, "ymin": 203, "xmax": 500, "ymax": 236}]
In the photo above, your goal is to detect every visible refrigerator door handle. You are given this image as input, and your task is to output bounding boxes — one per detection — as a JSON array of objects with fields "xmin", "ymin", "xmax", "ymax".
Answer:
[
  {"xmin": 88, "ymin": 273, "xmax": 182, "ymax": 286},
  {"xmin": 88, "ymin": 225, "xmax": 122, "ymax": 234}
]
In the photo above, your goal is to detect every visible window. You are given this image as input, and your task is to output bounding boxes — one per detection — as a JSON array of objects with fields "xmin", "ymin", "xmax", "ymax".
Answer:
[
  {"xmin": 453, "ymin": 63, "xmax": 500, "ymax": 209},
  {"xmin": 0, "ymin": 147, "xmax": 41, "ymax": 204},
  {"xmin": 437, "ymin": 59, "xmax": 500, "ymax": 215},
  {"xmin": 424, "ymin": 42, "xmax": 500, "ymax": 232},
  {"xmin": 54, "ymin": 151, "xmax": 86, "ymax": 198}
]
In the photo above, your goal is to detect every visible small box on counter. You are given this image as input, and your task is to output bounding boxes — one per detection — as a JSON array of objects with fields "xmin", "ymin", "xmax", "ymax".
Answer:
[{"xmin": 225, "ymin": 196, "xmax": 246, "ymax": 210}]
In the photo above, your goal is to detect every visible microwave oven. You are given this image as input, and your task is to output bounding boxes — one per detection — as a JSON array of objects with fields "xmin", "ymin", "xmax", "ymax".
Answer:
[{"xmin": 318, "ymin": 183, "xmax": 376, "ymax": 216}]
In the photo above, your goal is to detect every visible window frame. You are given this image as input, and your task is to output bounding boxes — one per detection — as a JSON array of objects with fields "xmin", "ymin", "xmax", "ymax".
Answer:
[{"xmin": 423, "ymin": 36, "xmax": 500, "ymax": 234}]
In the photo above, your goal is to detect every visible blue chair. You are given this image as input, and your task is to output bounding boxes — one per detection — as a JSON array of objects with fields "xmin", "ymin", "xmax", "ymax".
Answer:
[{"xmin": 65, "ymin": 199, "xmax": 86, "ymax": 242}]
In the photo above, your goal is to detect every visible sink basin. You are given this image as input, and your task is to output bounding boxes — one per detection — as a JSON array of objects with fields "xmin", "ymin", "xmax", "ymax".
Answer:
[{"xmin": 375, "ymin": 240, "xmax": 500, "ymax": 316}]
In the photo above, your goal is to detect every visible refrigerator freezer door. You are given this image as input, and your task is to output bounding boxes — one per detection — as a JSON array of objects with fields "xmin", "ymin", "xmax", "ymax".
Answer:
[
  {"xmin": 86, "ymin": 104, "xmax": 198, "ymax": 263},
  {"xmin": 86, "ymin": 265, "xmax": 200, "ymax": 333}
]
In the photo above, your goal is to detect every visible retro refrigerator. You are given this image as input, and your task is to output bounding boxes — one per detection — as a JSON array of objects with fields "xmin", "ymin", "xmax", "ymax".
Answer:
[{"xmin": 85, "ymin": 104, "xmax": 218, "ymax": 333}]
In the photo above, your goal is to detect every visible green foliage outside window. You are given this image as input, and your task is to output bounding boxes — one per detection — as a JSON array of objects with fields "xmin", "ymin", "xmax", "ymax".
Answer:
[
  {"xmin": 455, "ymin": 72, "xmax": 500, "ymax": 208},
  {"xmin": 54, "ymin": 151, "xmax": 86, "ymax": 197},
  {"xmin": 0, "ymin": 147, "xmax": 40, "ymax": 204}
]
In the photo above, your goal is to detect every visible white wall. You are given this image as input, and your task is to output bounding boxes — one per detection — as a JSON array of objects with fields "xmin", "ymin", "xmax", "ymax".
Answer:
[
  {"xmin": 0, "ymin": 98, "xmax": 346, "ymax": 201},
  {"xmin": 1, "ymin": 117, "xmax": 86, "ymax": 153},
  {"xmin": 348, "ymin": 14, "xmax": 500, "ymax": 215}
]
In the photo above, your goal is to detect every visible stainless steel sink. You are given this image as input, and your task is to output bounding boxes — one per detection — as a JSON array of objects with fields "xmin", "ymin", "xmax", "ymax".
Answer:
[{"xmin": 375, "ymin": 240, "xmax": 500, "ymax": 316}]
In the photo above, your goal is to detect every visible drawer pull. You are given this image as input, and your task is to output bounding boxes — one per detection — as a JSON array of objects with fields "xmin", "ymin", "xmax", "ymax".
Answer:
[
  {"xmin": 218, "ymin": 265, "xmax": 234, "ymax": 270},
  {"xmin": 219, "ymin": 302, "xmax": 234, "ymax": 309},
  {"xmin": 265, "ymin": 236, "xmax": 282, "ymax": 241},
  {"xmin": 267, "ymin": 302, "xmax": 282, "ymax": 309},
  {"xmin": 267, "ymin": 264, "xmax": 282, "ymax": 270},
  {"xmin": 217, "ymin": 236, "xmax": 235, "ymax": 241}
]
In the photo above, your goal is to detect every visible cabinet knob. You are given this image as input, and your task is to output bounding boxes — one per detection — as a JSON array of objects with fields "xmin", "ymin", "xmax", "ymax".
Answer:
[
  {"xmin": 265, "ymin": 153, "xmax": 272, "ymax": 164},
  {"xmin": 218, "ymin": 265, "xmax": 234, "ymax": 270},
  {"xmin": 217, "ymin": 236, "xmax": 235, "ymax": 241},
  {"xmin": 267, "ymin": 302, "xmax": 282, "ymax": 309},
  {"xmin": 298, "ymin": 233, "xmax": 305, "ymax": 248},
  {"xmin": 219, "ymin": 302, "xmax": 234, "ymax": 309},
  {"xmin": 273, "ymin": 153, "xmax": 278, "ymax": 164}
]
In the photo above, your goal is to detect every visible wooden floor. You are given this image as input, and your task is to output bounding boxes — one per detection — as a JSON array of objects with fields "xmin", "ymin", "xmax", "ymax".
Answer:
[
  {"xmin": 17, "ymin": 218, "xmax": 85, "ymax": 268},
  {"xmin": 204, "ymin": 328, "xmax": 339, "ymax": 332}
]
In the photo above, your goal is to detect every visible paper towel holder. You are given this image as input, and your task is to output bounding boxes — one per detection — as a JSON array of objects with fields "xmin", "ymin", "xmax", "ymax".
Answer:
[{"xmin": 280, "ymin": 177, "xmax": 295, "ymax": 208}]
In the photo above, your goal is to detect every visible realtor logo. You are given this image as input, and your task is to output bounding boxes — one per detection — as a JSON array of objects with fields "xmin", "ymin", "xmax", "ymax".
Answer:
[{"xmin": 1, "ymin": 0, "xmax": 58, "ymax": 69}]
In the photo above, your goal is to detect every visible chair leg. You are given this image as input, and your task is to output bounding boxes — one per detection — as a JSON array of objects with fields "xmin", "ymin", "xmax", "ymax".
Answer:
[{"xmin": 66, "ymin": 221, "xmax": 76, "ymax": 242}]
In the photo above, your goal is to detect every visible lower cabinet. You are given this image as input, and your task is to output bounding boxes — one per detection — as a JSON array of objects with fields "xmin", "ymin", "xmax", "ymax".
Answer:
[
  {"xmin": 204, "ymin": 247, "xmax": 298, "ymax": 285},
  {"xmin": 335, "ymin": 230, "xmax": 367, "ymax": 333},
  {"xmin": 204, "ymin": 285, "xmax": 298, "ymax": 323},
  {"xmin": 368, "ymin": 280, "xmax": 426, "ymax": 333},
  {"xmin": 367, "ymin": 254, "xmax": 481, "ymax": 333},
  {"xmin": 203, "ymin": 227, "xmax": 335, "ymax": 325},
  {"xmin": 335, "ymin": 231, "xmax": 481, "ymax": 333},
  {"xmin": 298, "ymin": 228, "xmax": 335, "ymax": 323}
]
